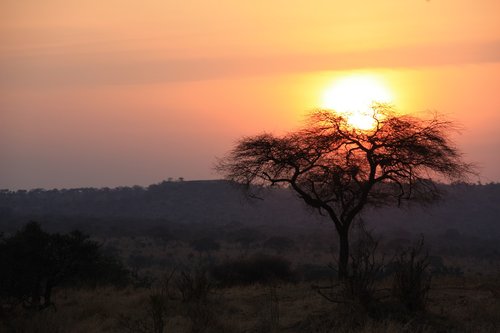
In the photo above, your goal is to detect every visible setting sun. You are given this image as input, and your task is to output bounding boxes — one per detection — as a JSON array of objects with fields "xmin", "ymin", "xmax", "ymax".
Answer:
[{"xmin": 321, "ymin": 74, "xmax": 394, "ymax": 130}]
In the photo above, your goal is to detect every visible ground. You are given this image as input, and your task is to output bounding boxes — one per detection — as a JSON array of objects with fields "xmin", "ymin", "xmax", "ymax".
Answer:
[{"xmin": 3, "ymin": 274, "xmax": 499, "ymax": 333}]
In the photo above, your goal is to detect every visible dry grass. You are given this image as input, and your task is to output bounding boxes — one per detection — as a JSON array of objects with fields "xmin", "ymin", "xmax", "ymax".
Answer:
[
  {"xmin": 2, "ymin": 274, "xmax": 499, "ymax": 333},
  {"xmin": 3, "ymin": 232, "xmax": 499, "ymax": 333}
]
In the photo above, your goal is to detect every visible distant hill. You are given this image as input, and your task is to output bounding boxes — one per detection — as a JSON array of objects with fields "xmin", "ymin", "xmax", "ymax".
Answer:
[
  {"xmin": 0, "ymin": 180, "xmax": 320, "ymax": 233},
  {"xmin": 1, "ymin": 180, "xmax": 499, "ymax": 240},
  {"xmin": 365, "ymin": 182, "xmax": 500, "ymax": 240}
]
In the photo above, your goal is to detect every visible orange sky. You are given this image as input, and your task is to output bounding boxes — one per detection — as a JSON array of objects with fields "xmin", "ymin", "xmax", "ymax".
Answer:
[{"xmin": 1, "ymin": 0, "xmax": 500, "ymax": 189}]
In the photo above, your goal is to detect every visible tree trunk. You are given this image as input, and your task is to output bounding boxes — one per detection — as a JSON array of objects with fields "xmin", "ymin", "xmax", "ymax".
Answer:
[
  {"xmin": 30, "ymin": 277, "xmax": 41, "ymax": 309},
  {"xmin": 43, "ymin": 281, "xmax": 53, "ymax": 309},
  {"xmin": 338, "ymin": 229, "xmax": 349, "ymax": 280}
]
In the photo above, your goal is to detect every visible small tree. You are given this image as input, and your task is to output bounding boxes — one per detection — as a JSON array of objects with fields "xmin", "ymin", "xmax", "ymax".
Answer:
[
  {"xmin": 0, "ymin": 222, "xmax": 129, "ymax": 310},
  {"xmin": 217, "ymin": 105, "xmax": 473, "ymax": 278}
]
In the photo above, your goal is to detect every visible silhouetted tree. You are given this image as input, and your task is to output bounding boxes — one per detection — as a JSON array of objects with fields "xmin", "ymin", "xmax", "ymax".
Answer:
[
  {"xmin": 0, "ymin": 222, "xmax": 129, "ymax": 310},
  {"xmin": 217, "ymin": 105, "xmax": 473, "ymax": 278}
]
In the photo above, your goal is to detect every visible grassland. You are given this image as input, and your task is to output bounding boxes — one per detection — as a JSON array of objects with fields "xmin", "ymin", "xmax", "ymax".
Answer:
[
  {"xmin": 2, "ymin": 228, "xmax": 499, "ymax": 333},
  {"xmin": 3, "ymin": 274, "xmax": 499, "ymax": 333}
]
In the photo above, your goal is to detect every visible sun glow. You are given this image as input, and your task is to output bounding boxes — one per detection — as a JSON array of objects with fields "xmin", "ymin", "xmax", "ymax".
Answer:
[{"xmin": 321, "ymin": 74, "xmax": 394, "ymax": 130}]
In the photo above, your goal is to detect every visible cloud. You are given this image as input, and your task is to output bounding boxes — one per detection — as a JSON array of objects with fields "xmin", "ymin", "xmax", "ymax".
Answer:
[{"xmin": 2, "ymin": 40, "xmax": 500, "ymax": 87}]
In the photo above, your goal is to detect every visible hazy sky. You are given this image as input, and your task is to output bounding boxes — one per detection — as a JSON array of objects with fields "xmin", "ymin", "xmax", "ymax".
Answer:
[{"xmin": 1, "ymin": 0, "xmax": 500, "ymax": 189}]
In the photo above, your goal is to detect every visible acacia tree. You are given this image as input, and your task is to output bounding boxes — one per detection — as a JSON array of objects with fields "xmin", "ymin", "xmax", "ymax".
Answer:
[
  {"xmin": 0, "ymin": 222, "xmax": 129, "ymax": 310},
  {"xmin": 217, "ymin": 105, "xmax": 473, "ymax": 278}
]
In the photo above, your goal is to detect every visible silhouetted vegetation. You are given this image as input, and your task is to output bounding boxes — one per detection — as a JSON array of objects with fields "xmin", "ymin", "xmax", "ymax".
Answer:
[
  {"xmin": 314, "ymin": 224, "xmax": 384, "ymax": 317},
  {"xmin": 0, "ymin": 222, "xmax": 129, "ymax": 311},
  {"xmin": 118, "ymin": 270, "xmax": 175, "ymax": 333},
  {"xmin": 391, "ymin": 238, "xmax": 432, "ymax": 312},
  {"xmin": 2, "ymin": 181, "xmax": 500, "ymax": 243},
  {"xmin": 340, "ymin": 225, "xmax": 384, "ymax": 313},
  {"xmin": 1, "ymin": 181, "xmax": 499, "ymax": 332},
  {"xmin": 190, "ymin": 237, "xmax": 220, "ymax": 254},
  {"xmin": 211, "ymin": 254, "xmax": 294, "ymax": 286},
  {"xmin": 217, "ymin": 106, "xmax": 474, "ymax": 277},
  {"xmin": 176, "ymin": 269, "xmax": 213, "ymax": 304},
  {"xmin": 263, "ymin": 236, "xmax": 295, "ymax": 254}
]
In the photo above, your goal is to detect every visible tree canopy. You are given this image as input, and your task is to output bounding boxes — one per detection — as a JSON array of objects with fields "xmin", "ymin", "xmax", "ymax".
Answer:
[
  {"xmin": 0, "ymin": 222, "xmax": 129, "ymax": 310},
  {"xmin": 217, "ymin": 105, "xmax": 474, "ymax": 277}
]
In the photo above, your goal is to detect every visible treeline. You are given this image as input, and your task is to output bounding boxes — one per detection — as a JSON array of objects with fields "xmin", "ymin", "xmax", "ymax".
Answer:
[
  {"xmin": 1, "ymin": 180, "xmax": 500, "ymax": 239},
  {"xmin": 0, "ymin": 180, "xmax": 309, "ymax": 231}
]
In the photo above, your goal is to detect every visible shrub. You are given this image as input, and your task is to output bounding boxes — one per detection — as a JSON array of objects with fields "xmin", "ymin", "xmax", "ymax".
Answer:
[
  {"xmin": 296, "ymin": 264, "xmax": 335, "ymax": 282},
  {"xmin": 190, "ymin": 238, "xmax": 220, "ymax": 253},
  {"xmin": 227, "ymin": 228, "xmax": 265, "ymax": 249},
  {"xmin": 176, "ymin": 269, "xmax": 213, "ymax": 304},
  {"xmin": 117, "ymin": 269, "xmax": 175, "ymax": 333},
  {"xmin": 342, "ymin": 226, "xmax": 384, "ymax": 310},
  {"xmin": 211, "ymin": 254, "xmax": 294, "ymax": 286},
  {"xmin": 262, "ymin": 236, "xmax": 295, "ymax": 254},
  {"xmin": 314, "ymin": 224, "xmax": 383, "ymax": 315},
  {"xmin": 392, "ymin": 237, "xmax": 431, "ymax": 312},
  {"xmin": 427, "ymin": 256, "xmax": 463, "ymax": 277},
  {"xmin": 0, "ymin": 222, "xmax": 129, "ymax": 311},
  {"xmin": 174, "ymin": 268, "xmax": 217, "ymax": 333},
  {"xmin": 118, "ymin": 294, "xmax": 169, "ymax": 333}
]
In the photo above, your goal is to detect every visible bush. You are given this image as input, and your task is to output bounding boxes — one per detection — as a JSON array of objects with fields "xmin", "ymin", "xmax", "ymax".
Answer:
[
  {"xmin": 342, "ymin": 227, "xmax": 383, "ymax": 310},
  {"xmin": 118, "ymin": 269, "xmax": 175, "ymax": 333},
  {"xmin": 314, "ymin": 224, "xmax": 383, "ymax": 315},
  {"xmin": 262, "ymin": 236, "xmax": 295, "ymax": 254},
  {"xmin": 211, "ymin": 254, "xmax": 294, "ymax": 286},
  {"xmin": 392, "ymin": 237, "xmax": 431, "ymax": 312},
  {"xmin": 0, "ymin": 222, "xmax": 129, "ymax": 311},
  {"xmin": 118, "ymin": 294, "xmax": 169, "ymax": 333},
  {"xmin": 296, "ymin": 264, "xmax": 335, "ymax": 282},
  {"xmin": 428, "ymin": 256, "xmax": 463, "ymax": 277},
  {"xmin": 227, "ymin": 228, "xmax": 265, "ymax": 249},
  {"xmin": 176, "ymin": 269, "xmax": 213, "ymax": 304},
  {"xmin": 190, "ymin": 238, "xmax": 220, "ymax": 253},
  {"xmin": 174, "ymin": 268, "xmax": 217, "ymax": 333}
]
